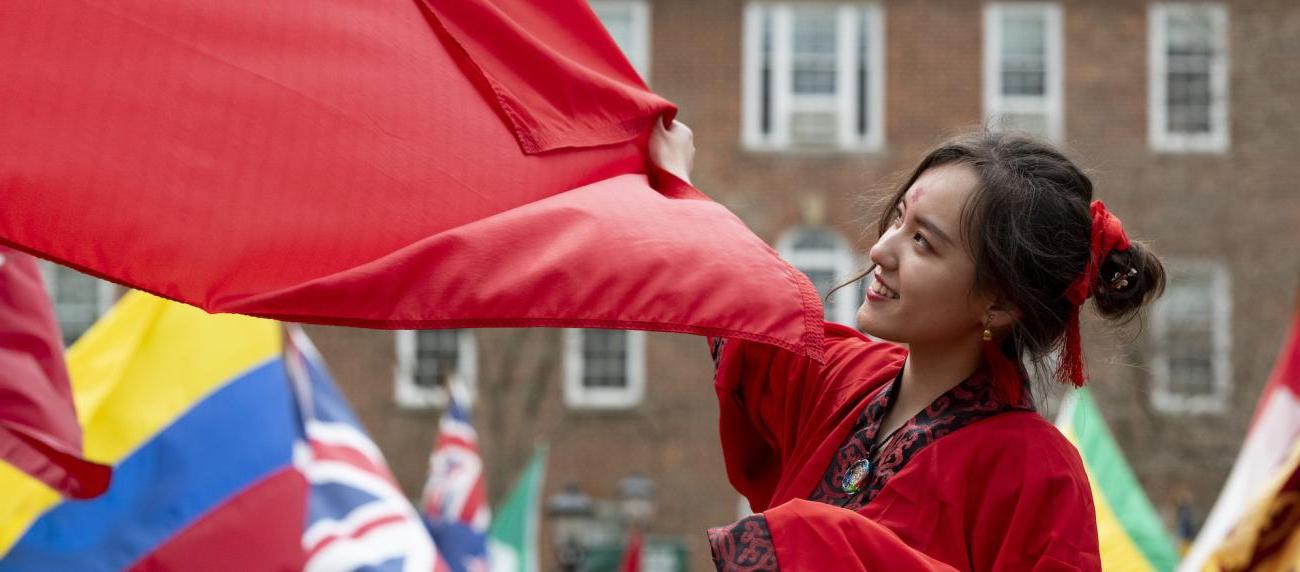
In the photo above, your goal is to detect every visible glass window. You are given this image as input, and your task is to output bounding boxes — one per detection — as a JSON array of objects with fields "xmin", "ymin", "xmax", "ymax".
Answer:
[
  {"xmin": 777, "ymin": 226, "xmax": 858, "ymax": 326},
  {"xmin": 395, "ymin": 329, "xmax": 477, "ymax": 409},
  {"xmin": 1149, "ymin": 4, "xmax": 1229, "ymax": 152},
  {"xmin": 1151, "ymin": 261, "xmax": 1231, "ymax": 413},
  {"xmin": 743, "ymin": 3, "xmax": 884, "ymax": 151},
  {"xmin": 40, "ymin": 262, "xmax": 115, "ymax": 347},
  {"xmin": 983, "ymin": 3, "xmax": 1063, "ymax": 141},
  {"xmin": 591, "ymin": 1, "xmax": 651, "ymax": 81},
  {"xmin": 564, "ymin": 329, "xmax": 646, "ymax": 409}
]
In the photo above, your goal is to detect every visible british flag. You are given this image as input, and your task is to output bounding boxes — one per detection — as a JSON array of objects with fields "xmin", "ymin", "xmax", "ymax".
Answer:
[
  {"xmin": 285, "ymin": 326, "xmax": 452, "ymax": 572},
  {"xmin": 420, "ymin": 380, "xmax": 491, "ymax": 572}
]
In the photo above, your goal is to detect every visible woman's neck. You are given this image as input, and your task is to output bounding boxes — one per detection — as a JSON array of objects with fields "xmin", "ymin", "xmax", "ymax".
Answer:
[{"xmin": 881, "ymin": 336, "xmax": 983, "ymax": 437}]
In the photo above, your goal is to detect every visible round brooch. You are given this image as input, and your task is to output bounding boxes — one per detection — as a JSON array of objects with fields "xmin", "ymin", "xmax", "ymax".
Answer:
[{"xmin": 840, "ymin": 459, "xmax": 872, "ymax": 494}]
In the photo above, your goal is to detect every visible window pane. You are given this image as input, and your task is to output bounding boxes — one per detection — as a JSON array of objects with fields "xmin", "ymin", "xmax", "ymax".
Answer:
[
  {"xmin": 760, "ymin": 8, "xmax": 773, "ymax": 135},
  {"xmin": 1000, "ymin": 12, "xmax": 1047, "ymax": 97},
  {"xmin": 791, "ymin": 9, "xmax": 837, "ymax": 95},
  {"xmin": 801, "ymin": 268, "xmax": 838, "ymax": 322},
  {"xmin": 791, "ymin": 228, "xmax": 841, "ymax": 251},
  {"xmin": 592, "ymin": 3, "xmax": 644, "ymax": 76},
  {"xmin": 1160, "ymin": 266, "xmax": 1220, "ymax": 398},
  {"xmin": 790, "ymin": 111, "xmax": 838, "ymax": 147},
  {"xmin": 583, "ymin": 329, "xmax": 628, "ymax": 389},
  {"xmin": 46, "ymin": 265, "xmax": 103, "ymax": 346},
  {"xmin": 1168, "ymin": 329, "xmax": 1215, "ymax": 396},
  {"xmin": 1164, "ymin": 10, "xmax": 1217, "ymax": 134},
  {"xmin": 856, "ymin": 10, "xmax": 870, "ymax": 136},
  {"xmin": 415, "ymin": 330, "xmax": 461, "ymax": 388}
]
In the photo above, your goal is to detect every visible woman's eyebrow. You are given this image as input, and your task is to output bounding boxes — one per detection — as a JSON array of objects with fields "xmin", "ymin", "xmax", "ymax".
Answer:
[{"xmin": 898, "ymin": 200, "xmax": 955, "ymax": 247}]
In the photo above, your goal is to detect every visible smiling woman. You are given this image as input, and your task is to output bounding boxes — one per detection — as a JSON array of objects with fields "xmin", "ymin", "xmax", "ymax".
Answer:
[{"xmin": 651, "ymin": 122, "xmax": 1167, "ymax": 571}]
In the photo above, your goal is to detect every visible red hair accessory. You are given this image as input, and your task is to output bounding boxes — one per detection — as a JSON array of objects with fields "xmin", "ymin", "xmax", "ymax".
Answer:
[
  {"xmin": 983, "ymin": 200, "xmax": 1130, "ymax": 402},
  {"xmin": 1058, "ymin": 200, "xmax": 1130, "ymax": 388}
]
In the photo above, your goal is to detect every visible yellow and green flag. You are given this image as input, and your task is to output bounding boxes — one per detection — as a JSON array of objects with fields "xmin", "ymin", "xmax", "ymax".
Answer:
[{"xmin": 1057, "ymin": 388, "xmax": 1180, "ymax": 572}]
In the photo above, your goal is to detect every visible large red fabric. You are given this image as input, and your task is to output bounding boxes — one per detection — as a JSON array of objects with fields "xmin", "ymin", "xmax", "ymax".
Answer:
[
  {"xmin": 715, "ymin": 324, "xmax": 1100, "ymax": 570},
  {"xmin": 0, "ymin": 0, "xmax": 823, "ymax": 360},
  {"xmin": 0, "ymin": 246, "xmax": 111, "ymax": 498}
]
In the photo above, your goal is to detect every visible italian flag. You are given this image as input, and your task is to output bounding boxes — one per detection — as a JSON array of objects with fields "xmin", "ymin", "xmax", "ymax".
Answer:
[
  {"xmin": 1057, "ymin": 388, "xmax": 1180, "ymax": 571},
  {"xmin": 489, "ymin": 447, "xmax": 547, "ymax": 572}
]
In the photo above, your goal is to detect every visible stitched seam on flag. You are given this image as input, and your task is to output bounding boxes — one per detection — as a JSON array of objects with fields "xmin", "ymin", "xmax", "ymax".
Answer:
[
  {"xmin": 414, "ymin": 0, "xmax": 542, "ymax": 154},
  {"xmin": 243, "ymin": 314, "xmax": 814, "ymax": 359}
]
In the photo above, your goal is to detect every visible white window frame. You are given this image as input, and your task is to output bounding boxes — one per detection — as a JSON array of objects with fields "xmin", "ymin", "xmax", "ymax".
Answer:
[
  {"xmin": 742, "ymin": 2, "xmax": 885, "ymax": 152},
  {"xmin": 394, "ymin": 330, "xmax": 478, "ymax": 409},
  {"xmin": 590, "ymin": 0, "xmax": 651, "ymax": 83},
  {"xmin": 1149, "ymin": 3, "xmax": 1229, "ymax": 153},
  {"xmin": 563, "ymin": 329, "xmax": 646, "ymax": 409},
  {"xmin": 983, "ymin": 2, "xmax": 1065, "ymax": 142},
  {"xmin": 39, "ymin": 262, "xmax": 116, "ymax": 346},
  {"xmin": 776, "ymin": 226, "xmax": 858, "ymax": 326},
  {"xmin": 1150, "ymin": 259, "xmax": 1232, "ymax": 414}
]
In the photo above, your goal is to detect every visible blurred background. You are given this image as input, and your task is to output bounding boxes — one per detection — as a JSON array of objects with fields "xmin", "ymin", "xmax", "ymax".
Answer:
[{"xmin": 36, "ymin": 0, "xmax": 1299, "ymax": 569}]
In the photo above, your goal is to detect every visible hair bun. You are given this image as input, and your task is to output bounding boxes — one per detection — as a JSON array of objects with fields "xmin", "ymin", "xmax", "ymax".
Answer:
[{"xmin": 1091, "ymin": 241, "xmax": 1166, "ymax": 323}]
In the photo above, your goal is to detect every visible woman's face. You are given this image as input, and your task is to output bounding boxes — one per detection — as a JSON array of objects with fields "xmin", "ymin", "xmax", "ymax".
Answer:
[{"xmin": 857, "ymin": 163, "xmax": 991, "ymax": 346}]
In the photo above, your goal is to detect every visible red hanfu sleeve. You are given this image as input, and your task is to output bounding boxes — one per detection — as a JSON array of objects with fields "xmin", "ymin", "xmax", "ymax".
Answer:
[
  {"xmin": 712, "ymin": 323, "xmax": 906, "ymax": 511},
  {"xmin": 764, "ymin": 499, "xmax": 958, "ymax": 571}
]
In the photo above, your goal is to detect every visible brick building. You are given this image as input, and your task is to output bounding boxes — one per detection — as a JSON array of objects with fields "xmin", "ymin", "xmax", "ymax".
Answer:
[{"xmin": 43, "ymin": 0, "xmax": 1300, "ymax": 569}]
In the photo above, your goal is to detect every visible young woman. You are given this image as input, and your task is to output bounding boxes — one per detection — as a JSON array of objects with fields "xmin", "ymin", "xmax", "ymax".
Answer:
[{"xmin": 649, "ymin": 120, "xmax": 1166, "ymax": 571}]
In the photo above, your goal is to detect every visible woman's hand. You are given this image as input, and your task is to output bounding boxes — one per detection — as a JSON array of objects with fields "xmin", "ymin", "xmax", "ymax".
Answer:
[{"xmin": 649, "ymin": 117, "xmax": 695, "ymax": 185}]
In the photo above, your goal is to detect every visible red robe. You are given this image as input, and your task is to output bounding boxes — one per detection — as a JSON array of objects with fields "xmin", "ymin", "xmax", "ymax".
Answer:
[{"xmin": 711, "ymin": 323, "xmax": 1100, "ymax": 571}]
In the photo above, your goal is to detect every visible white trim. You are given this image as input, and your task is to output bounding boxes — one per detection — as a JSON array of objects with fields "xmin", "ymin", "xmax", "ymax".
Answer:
[
  {"xmin": 563, "ymin": 329, "xmax": 646, "ymax": 409},
  {"xmin": 1148, "ymin": 3, "xmax": 1229, "ymax": 153},
  {"xmin": 1150, "ymin": 259, "xmax": 1232, "ymax": 414},
  {"xmin": 776, "ymin": 226, "xmax": 858, "ymax": 326},
  {"xmin": 394, "ymin": 329, "xmax": 478, "ymax": 410},
  {"xmin": 591, "ymin": 0, "xmax": 652, "ymax": 83},
  {"xmin": 742, "ymin": 2, "xmax": 885, "ymax": 152},
  {"xmin": 983, "ymin": 3, "xmax": 1065, "ymax": 142}
]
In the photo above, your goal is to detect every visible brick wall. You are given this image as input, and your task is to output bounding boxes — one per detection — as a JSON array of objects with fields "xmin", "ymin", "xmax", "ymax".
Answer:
[{"xmin": 315, "ymin": 1, "xmax": 1300, "ymax": 568}]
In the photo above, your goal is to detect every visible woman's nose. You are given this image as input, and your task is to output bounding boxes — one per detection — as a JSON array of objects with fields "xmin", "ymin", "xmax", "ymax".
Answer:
[{"xmin": 868, "ymin": 234, "xmax": 896, "ymax": 270}]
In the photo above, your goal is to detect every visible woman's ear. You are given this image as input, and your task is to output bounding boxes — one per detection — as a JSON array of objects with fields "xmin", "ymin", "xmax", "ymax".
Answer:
[{"xmin": 985, "ymin": 299, "xmax": 1021, "ymax": 330}]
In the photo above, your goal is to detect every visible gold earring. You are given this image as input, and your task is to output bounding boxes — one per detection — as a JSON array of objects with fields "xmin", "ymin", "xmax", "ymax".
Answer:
[{"xmin": 982, "ymin": 315, "xmax": 993, "ymax": 341}]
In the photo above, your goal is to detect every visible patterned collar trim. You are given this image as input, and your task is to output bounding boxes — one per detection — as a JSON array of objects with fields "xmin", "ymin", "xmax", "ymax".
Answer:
[{"xmin": 808, "ymin": 361, "xmax": 1035, "ymax": 510}]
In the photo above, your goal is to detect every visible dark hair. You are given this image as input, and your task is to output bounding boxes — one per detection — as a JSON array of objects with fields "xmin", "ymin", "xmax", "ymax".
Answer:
[{"xmin": 837, "ymin": 130, "xmax": 1166, "ymax": 387}]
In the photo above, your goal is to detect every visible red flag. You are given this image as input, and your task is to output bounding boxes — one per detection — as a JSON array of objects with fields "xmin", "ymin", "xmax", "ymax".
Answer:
[
  {"xmin": 0, "ymin": 0, "xmax": 824, "ymax": 361},
  {"xmin": 1181, "ymin": 306, "xmax": 1300, "ymax": 570},
  {"xmin": 0, "ymin": 247, "xmax": 110, "ymax": 498},
  {"xmin": 620, "ymin": 525, "xmax": 642, "ymax": 572}
]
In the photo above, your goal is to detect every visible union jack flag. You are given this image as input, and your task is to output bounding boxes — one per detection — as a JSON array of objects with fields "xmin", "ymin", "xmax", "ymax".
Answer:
[
  {"xmin": 421, "ymin": 380, "xmax": 490, "ymax": 572},
  {"xmin": 285, "ymin": 326, "xmax": 452, "ymax": 572}
]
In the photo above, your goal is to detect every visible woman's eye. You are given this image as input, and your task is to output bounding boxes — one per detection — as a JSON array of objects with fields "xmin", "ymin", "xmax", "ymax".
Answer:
[
  {"xmin": 890, "ymin": 209, "xmax": 903, "ymax": 226},
  {"xmin": 913, "ymin": 232, "xmax": 930, "ymax": 249}
]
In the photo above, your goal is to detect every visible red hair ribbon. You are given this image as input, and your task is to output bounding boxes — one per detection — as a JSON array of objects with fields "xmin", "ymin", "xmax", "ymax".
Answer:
[
  {"xmin": 985, "ymin": 200, "xmax": 1130, "ymax": 402},
  {"xmin": 1058, "ymin": 200, "xmax": 1131, "ymax": 388}
]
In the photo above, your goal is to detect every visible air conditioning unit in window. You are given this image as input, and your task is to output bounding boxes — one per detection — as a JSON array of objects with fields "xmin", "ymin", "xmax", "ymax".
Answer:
[{"xmin": 790, "ymin": 110, "xmax": 839, "ymax": 148}]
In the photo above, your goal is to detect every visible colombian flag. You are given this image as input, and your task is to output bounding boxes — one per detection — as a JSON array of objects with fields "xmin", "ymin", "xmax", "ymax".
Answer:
[
  {"xmin": 1057, "ymin": 388, "xmax": 1180, "ymax": 571},
  {"xmin": 0, "ymin": 291, "xmax": 438, "ymax": 570}
]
